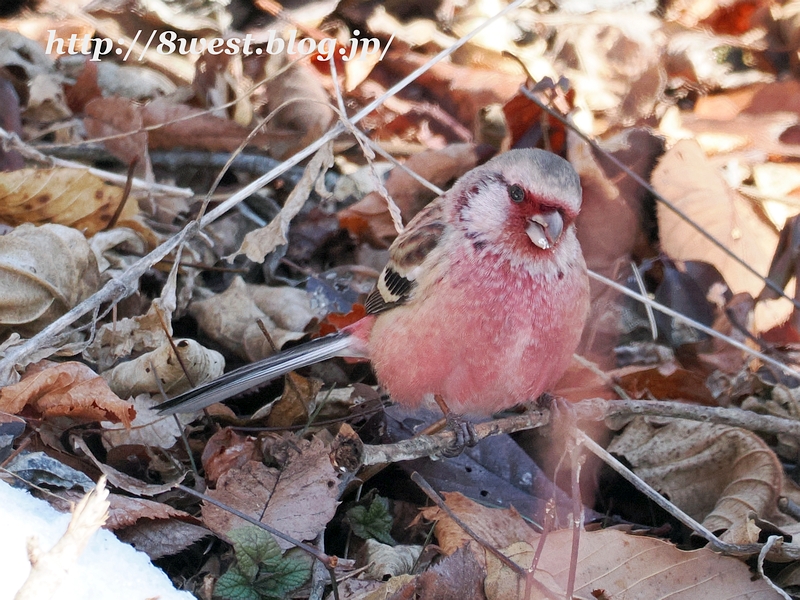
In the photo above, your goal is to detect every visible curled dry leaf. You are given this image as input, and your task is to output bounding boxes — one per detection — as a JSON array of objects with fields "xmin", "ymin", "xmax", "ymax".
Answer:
[
  {"xmin": 84, "ymin": 300, "xmax": 171, "ymax": 371},
  {"xmin": 245, "ymin": 284, "xmax": 318, "ymax": 333},
  {"xmin": 234, "ymin": 141, "xmax": 335, "ymax": 263},
  {"xmin": 265, "ymin": 371, "xmax": 322, "ymax": 429},
  {"xmin": 189, "ymin": 276, "xmax": 306, "ymax": 361},
  {"xmin": 0, "ymin": 360, "xmax": 133, "ymax": 426},
  {"xmin": 0, "ymin": 223, "xmax": 99, "ymax": 335},
  {"xmin": 359, "ymin": 539, "xmax": 422, "ymax": 580},
  {"xmin": 101, "ymin": 338, "xmax": 224, "ymax": 399},
  {"xmin": 201, "ymin": 427, "xmax": 261, "ymax": 487},
  {"xmin": 418, "ymin": 491, "xmax": 531, "ymax": 557},
  {"xmin": 652, "ymin": 139, "xmax": 787, "ymax": 332},
  {"xmin": 339, "ymin": 143, "xmax": 488, "ymax": 247},
  {"xmin": 88, "ymin": 227, "xmax": 148, "ymax": 275},
  {"xmin": 607, "ymin": 417, "xmax": 785, "ymax": 536},
  {"xmin": 202, "ymin": 435, "xmax": 343, "ymax": 550},
  {"xmin": 0, "ymin": 168, "xmax": 141, "ymax": 236}
]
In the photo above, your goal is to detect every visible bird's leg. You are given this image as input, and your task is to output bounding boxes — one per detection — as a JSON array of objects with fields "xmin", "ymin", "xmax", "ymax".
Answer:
[{"xmin": 433, "ymin": 394, "xmax": 478, "ymax": 458}]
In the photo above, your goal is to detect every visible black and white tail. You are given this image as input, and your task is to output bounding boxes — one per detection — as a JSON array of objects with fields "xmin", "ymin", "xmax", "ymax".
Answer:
[{"xmin": 156, "ymin": 332, "xmax": 356, "ymax": 414}]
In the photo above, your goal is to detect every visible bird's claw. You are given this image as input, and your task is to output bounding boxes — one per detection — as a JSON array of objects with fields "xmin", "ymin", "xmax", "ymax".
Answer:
[{"xmin": 440, "ymin": 413, "xmax": 478, "ymax": 458}]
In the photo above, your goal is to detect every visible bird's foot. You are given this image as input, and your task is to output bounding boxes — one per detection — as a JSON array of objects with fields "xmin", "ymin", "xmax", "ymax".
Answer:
[{"xmin": 439, "ymin": 412, "xmax": 478, "ymax": 458}]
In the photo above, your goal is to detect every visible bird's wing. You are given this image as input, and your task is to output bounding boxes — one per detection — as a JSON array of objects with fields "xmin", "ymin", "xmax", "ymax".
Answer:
[{"xmin": 365, "ymin": 198, "xmax": 447, "ymax": 315}]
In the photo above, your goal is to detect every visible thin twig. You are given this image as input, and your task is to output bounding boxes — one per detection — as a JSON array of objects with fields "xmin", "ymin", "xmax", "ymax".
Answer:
[
  {"xmin": 359, "ymin": 409, "xmax": 549, "ymax": 465},
  {"xmin": 589, "ymin": 270, "xmax": 800, "ymax": 380},
  {"xmin": 578, "ymin": 431, "xmax": 761, "ymax": 556},
  {"xmin": 0, "ymin": 128, "xmax": 192, "ymax": 197},
  {"xmin": 410, "ymin": 472, "xmax": 525, "ymax": 575}
]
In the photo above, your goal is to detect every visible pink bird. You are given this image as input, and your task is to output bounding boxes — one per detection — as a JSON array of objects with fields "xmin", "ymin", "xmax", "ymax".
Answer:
[{"xmin": 156, "ymin": 149, "xmax": 589, "ymax": 419}]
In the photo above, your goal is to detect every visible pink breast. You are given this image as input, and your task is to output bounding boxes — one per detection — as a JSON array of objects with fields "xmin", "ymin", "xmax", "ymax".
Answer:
[{"xmin": 367, "ymin": 255, "xmax": 587, "ymax": 415}]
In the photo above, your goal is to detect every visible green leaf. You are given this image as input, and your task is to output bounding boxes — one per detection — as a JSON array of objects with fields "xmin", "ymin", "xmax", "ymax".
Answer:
[
  {"xmin": 346, "ymin": 495, "xmax": 396, "ymax": 545},
  {"xmin": 228, "ymin": 527, "xmax": 282, "ymax": 579},
  {"xmin": 214, "ymin": 567, "xmax": 260, "ymax": 600},
  {"xmin": 252, "ymin": 550, "xmax": 313, "ymax": 599}
]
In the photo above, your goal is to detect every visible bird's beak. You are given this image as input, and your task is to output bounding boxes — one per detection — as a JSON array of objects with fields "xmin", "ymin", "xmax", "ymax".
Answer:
[{"xmin": 526, "ymin": 210, "xmax": 564, "ymax": 250}]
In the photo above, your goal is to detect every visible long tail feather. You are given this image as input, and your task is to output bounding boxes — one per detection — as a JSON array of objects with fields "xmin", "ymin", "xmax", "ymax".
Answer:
[{"xmin": 156, "ymin": 333, "xmax": 356, "ymax": 414}]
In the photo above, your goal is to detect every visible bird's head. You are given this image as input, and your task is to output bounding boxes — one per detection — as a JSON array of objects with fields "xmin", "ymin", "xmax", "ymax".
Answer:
[{"xmin": 453, "ymin": 148, "xmax": 582, "ymax": 260}]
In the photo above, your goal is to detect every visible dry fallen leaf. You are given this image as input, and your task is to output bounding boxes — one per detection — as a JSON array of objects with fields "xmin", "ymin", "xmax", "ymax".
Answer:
[
  {"xmin": 106, "ymin": 494, "xmax": 209, "ymax": 560},
  {"xmin": 0, "ymin": 360, "xmax": 133, "ymax": 426},
  {"xmin": 201, "ymin": 427, "xmax": 262, "ymax": 487},
  {"xmin": 141, "ymin": 97, "xmax": 271, "ymax": 151},
  {"xmin": 0, "ymin": 223, "xmax": 100, "ymax": 335},
  {"xmin": 202, "ymin": 435, "xmax": 343, "ymax": 549},
  {"xmin": 234, "ymin": 141, "xmax": 334, "ymax": 263},
  {"xmin": 261, "ymin": 55, "xmax": 335, "ymax": 160},
  {"xmin": 652, "ymin": 139, "xmax": 787, "ymax": 332},
  {"xmin": 0, "ymin": 168, "xmax": 141, "ymax": 235},
  {"xmin": 100, "ymin": 393, "xmax": 196, "ymax": 450},
  {"xmin": 484, "ymin": 529, "xmax": 781, "ymax": 599},
  {"xmin": 421, "ymin": 492, "xmax": 781, "ymax": 598},
  {"xmin": 84, "ymin": 96, "xmax": 148, "ymax": 167},
  {"xmin": 101, "ymin": 338, "xmax": 224, "ymax": 399},
  {"xmin": 608, "ymin": 417, "xmax": 785, "ymax": 535},
  {"xmin": 189, "ymin": 276, "xmax": 306, "ymax": 361}
]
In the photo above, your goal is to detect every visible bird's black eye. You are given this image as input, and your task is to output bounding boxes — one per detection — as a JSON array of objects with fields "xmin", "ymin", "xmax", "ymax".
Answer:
[{"xmin": 508, "ymin": 184, "xmax": 525, "ymax": 203}]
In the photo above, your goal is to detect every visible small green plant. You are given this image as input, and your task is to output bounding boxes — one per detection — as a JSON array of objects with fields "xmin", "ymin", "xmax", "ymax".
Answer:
[
  {"xmin": 214, "ymin": 527, "xmax": 312, "ymax": 600},
  {"xmin": 346, "ymin": 494, "xmax": 396, "ymax": 545}
]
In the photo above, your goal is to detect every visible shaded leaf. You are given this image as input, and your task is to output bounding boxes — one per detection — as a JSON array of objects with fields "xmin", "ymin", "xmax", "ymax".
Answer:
[{"xmin": 347, "ymin": 495, "xmax": 396, "ymax": 545}]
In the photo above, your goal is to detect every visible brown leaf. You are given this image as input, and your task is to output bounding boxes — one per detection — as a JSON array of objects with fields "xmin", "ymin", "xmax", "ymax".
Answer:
[
  {"xmin": 608, "ymin": 417, "xmax": 784, "ymax": 535},
  {"xmin": 413, "ymin": 546, "xmax": 487, "ymax": 600},
  {"xmin": 84, "ymin": 96, "xmax": 147, "ymax": 166},
  {"xmin": 64, "ymin": 59, "xmax": 102, "ymax": 113},
  {"xmin": 190, "ymin": 276, "xmax": 306, "ymax": 362},
  {"xmin": 106, "ymin": 493, "xmax": 200, "ymax": 530},
  {"xmin": 484, "ymin": 529, "xmax": 782, "ymax": 599},
  {"xmin": 418, "ymin": 492, "xmax": 531, "ymax": 557},
  {"xmin": 201, "ymin": 427, "xmax": 261, "ymax": 487},
  {"xmin": 652, "ymin": 139, "xmax": 785, "ymax": 332},
  {"xmin": 0, "ymin": 168, "xmax": 140, "ymax": 235},
  {"xmin": 0, "ymin": 75, "xmax": 23, "ymax": 172},
  {"xmin": 266, "ymin": 372, "xmax": 323, "ymax": 429},
  {"xmin": 377, "ymin": 48, "xmax": 523, "ymax": 126},
  {"xmin": 141, "ymin": 98, "xmax": 270, "ymax": 152},
  {"xmin": 0, "ymin": 360, "xmax": 134, "ymax": 426},
  {"xmin": 235, "ymin": 141, "xmax": 334, "ymax": 263},
  {"xmin": 261, "ymin": 56, "xmax": 335, "ymax": 160},
  {"xmin": 202, "ymin": 435, "xmax": 342, "ymax": 549},
  {"xmin": 611, "ymin": 362, "xmax": 715, "ymax": 405}
]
